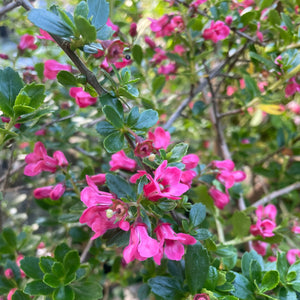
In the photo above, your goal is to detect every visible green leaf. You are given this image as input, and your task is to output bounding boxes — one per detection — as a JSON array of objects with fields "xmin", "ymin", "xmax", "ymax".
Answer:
[
  {"xmin": 244, "ymin": 75, "xmax": 260, "ymax": 99},
  {"xmin": 260, "ymin": 270, "xmax": 279, "ymax": 292},
  {"xmin": 249, "ymin": 52, "xmax": 278, "ymax": 70},
  {"xmin": 106, "ymin": 173, "xmax": 135, "ymax": 199},
  {"xmin": 96, "ymin": 121, "xmax": 116, "ymax": 136},
  {"xmin": 118, "ymin": 86, "xmax": 138, "ymax": 100},
  {"xmin": 132, "ymin": 44, "xmax": 143, "ymax": 65},
  {"xmin": 157, "ymin": 200, "xmax": 177, "ymax": 211},
  {"xmin": 74, "ymin": 16, "xmax": 96, "ymax": 43},
  {"xmin": 268, "ymin": 10, "xmax": 281, "ymax": 26},
  {"xmin": 250, "ymin": 259, "xmax": 262, "ymax": 283},
  {"xmin": 72, "ymin": 280, "xmax": 103, "ymax": 300},
  {"xmin": 231, "ymin": 211, "xmax": 251, "ymax": 238},
  {"xmin": 17, "ymin": 107, "xmax": 53, "ymax": 123},
  {"xmin": 57, "ymin": 8, "xmax": 76, "ymax": 33},
  {"xmin": 12, "ymin": 290, "xmax": 31, "ymax": 300},
  {"xmin": 39, "ymin": 257, "xmax": 56, "ymax": 273},
  {"xmin": 28, "ymin": 9, "xmax": 73, "ymax": 37},
  {"xmin": 2, "ymin": 228, "xmax": 17, "ymax": 248},
  {"xmin": 281, "ymin": 13, "xmax": 293, "ymax": 32},
  {"xmin": 194, "ymin": 228, "xmax": 212, "ymax": 240},
  {"xmin": 96, "ymin": 24, "xmax": 114, "ymax": 40},
  {"xmin": 103, "ymin": 131, "xmax": 124, "ymax": 153},
  {"xmin": 189, "ymin": 203, "xmax": 206, "ymax": 227},
  {"xmin": 87, "ymin": 0, "xmax": 109, "ymax": 30},
  {"xmin": 13, "ymin": 105, "xmax": 35, "ymax": 116},
  {"xmin": 103, "ymin": 105, "xmax": 124, "ymax": 129},
  {"xmin": 231, "ymin": 272, "xmax": 255, "ymax": 300},
  {"xmin": 241, "ymin": 250, "xmax": 264, "ymax": 280},
  {"xmin": 54, "ymin": 243, "xmax": 71, "ymax": 263},
  {"xmin": 133, "ymin": 109, "xmax": 159, "ymax": 130},
  {"xmin": 152, "ymin": 75, "xmax": 166, "ymax": 96},
  {"xmin": 169, "ymin": 143, "xmax": 188, "ymax": 162},
  {"xmin": 127, "ymin": 106, "xmax": 140, "ymax": 127},
  {"xmin": 53, "ymin": 285, "xmax": 74, "ymax": 300},
  {"xmin": 240, "ymin": 9, "xmax": 257, "ymax": 25},
  {"xmin": 259, "ymin": 0, "xmax": 273, "ymax": 9},
  {"xmin": 57, "ymin": 71, "xmax": 78, "ymax": 87},
  {"xmin": 43, "ymin": 273, "xmax": 61, "ymax": 288},
  {"xmin": 74, "ymin": 1, "xmax": 89, "ymax": 19},
  {"xmin": 20, "ymin": 257, "xmax": 44, "ymax": 279},
  {"xmin": 277, "ymin": 252, "xmax": 289, "ymax": 283},
  {"xmin": 24, "ymin": 280, "xmax": 54, "ymax": 295},
  {"xmin": 192, "ymin": 101, "xmax": 206, "ymax": 116},
  {"xmin": 279, "ymin": 288, "xmax": 297, "ymax": 300},
  {"xmin": 52, "ymin": 262, "xmax": 65, "ymax": 278},
  {"xmin": 185, "ymin": 243, "xmax": 209, "ymax": 294},
  {"xmin": 216, "ymin": 245, "xmax": 238, "ymax": 270},
  {"xmin": 205, "ymin": 266, "xmax": 218, "ymax": 290},
  {"xmin": 148, "ymin": 276, "xmax": 184, "ymax": 300},
  {"xmin": 166, "ymin": 52, "xmax": 187, "ymax": 66},
  {"xmin": 63, "ymin": 250, "xmax": 80, "ymax": 274},
  {"xmin": 102, "ymin": 228, "xmax": 130, "ymax": 247},
  {"xmin": 0, "ymin": 67, "xmax": 24, "ymax": 117}
]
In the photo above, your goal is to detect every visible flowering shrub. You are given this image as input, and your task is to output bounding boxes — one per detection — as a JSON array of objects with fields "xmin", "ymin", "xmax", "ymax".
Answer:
[{"xmin": 1, "ymin": 0, "xmax": 300, "ymax": 299}]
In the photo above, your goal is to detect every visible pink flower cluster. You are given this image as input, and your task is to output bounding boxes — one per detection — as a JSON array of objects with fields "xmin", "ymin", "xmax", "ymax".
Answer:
[
  {"xmin": 250, "ymin": 204, "xmax": 277, "ymax": 238},
  {"xmin": 43, "ymin": 59, "xmax": 71, "ymax": 80},
  {"xmin": 203, "ymin": 21, "xmax": 230, "ymax": 43},
  {"xmin": 149, "ymin": 14, "xmax": 185, "ymax": 38},
  {"xmin": 209, "ymin": 160, "xmax": 246, "ymax": 209},
  {"xmin": 24, "ymin": 142, "xmax": 68, "ymax": 201},
  {"xmin": 18, "ymin": 34, "xmax": 37, "ymax": 51}
]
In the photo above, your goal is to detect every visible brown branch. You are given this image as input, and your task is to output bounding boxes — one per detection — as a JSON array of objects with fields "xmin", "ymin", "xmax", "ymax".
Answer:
[
  {"xmin": 218, "ymin": 108, "xmax": 244, "ymax": 119},
  {"xmin": 253, "ymin": 182, "xmax": 300, "ymax": 207},
  {"xmin": 0, "ymin": 0, "xmax": 20, "ymax": 17}
]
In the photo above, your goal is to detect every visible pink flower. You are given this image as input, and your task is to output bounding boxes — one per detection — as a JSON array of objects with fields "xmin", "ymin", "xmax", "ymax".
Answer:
[
  {"xmin": 89, "ymin": 173, "xmax": 106, "ymax": 185},
  {"xmin": 44, "ymin": 60, "xmax": 71, "ymax": 80},
  {"xmin": 250, "ymin": 219, "xmax": 276, "ymax": 238},
  {"xmin": 258, "ymin": 81, "xmax": 268, "ymax": 92},
  {"xmin": 33, "ymin": 183, "xmax": 65, "ymax": 200},
  {"xmin": 134, "ymin": 140, "xmax": 154, "ymax": 157},
  {"xmin": 16, "ymin": 255, "xmax": 25, "ymax": 278},
  {"xmin": 107, "ymin": 18, "xmax": 119, "ymax": 36},
  {"xmin": 180, "ymin": 170, "xmax": 197, "ymax": 187},
  {"xmin": 190, "ymin": 0, "xmax": 207, "ymax": 9},
  {"xmin": 287, "ymin": 100, "xmax": 300, "ymax": 114},
  {"xmin": 208, "ymin": 187, "xmax": 230, "ymax": 209},
  {"xmin": 225, "ymin": 16, "xmax": 233, "ymax": 25},
  {"xmin": 106, "ymin": 40, "xmax": 125, "ymax": 63},
  {"xmin": 7, "ymin": 288, "xmax": 17, "ymax": 300},
  {"xmin": 0, "ymin": 53, "xmax": 9, "ymax": 59},
  {"xmin": 18, "ymin": 34, "xmax": 37, "ymax": 51},
  {"xmin": 256, "ymin": 204, "xmax": 277, "ymax": 221},
  {"xmin": 182, "ymin": 154, "xmax": 199, "ymax": 169},
  {"xmin": 53, "ymin": 151, "xmax": 69, "ymax": 167},
  {"xmin": 148, "ymin": 127, "xmax": 171, "ymax": 150},
  {"xmin": 129, "ymin": 23, "xmax": 137, "ymax": 37},
  {"xmin": 285, "ymin": 78, "xmax": 300, "ymax": 97},
  {"xmin": 212, "ymin": 159, "xmax": 235, "ymax": 171},
  {"xmin": 226, "ymin": 86, "xmax": 237, "ymax": 96},
  {"xmin": 173, "ymin": 45, "xmax": 185, "ymax": 56},
  {"xmin": 24, "ymin": 142, "xmax": 58, "ymax": 176},
  {"xmin": 69, "ymin": 87, "xmax": 97, "ymax": 108},
  {"xmin": 35, "ymin": 129, "xmax": 47, "ymax": 136},
  {"xmin": 256, "ymin": 22, "xmax": 263, "ymax": 42},
  {"xmin": 287, "ymin": 249, "xmax": 300, "ymax": 265},
  {"xmin": 216, "ymin": 170, "xmax": 246, "ymax": 189},
  {"xmin": 100, "ymin": 57, "xmax": 113, "ymax": 72},
  {"xmin": 143, "ymin": 160, "xmax": 189, "ymax": 201},
  {"xmin": 109, "ymin": 150, "xmax": 137, "ymax": 172},
  {"xmin": 158, "ymin": 63, "xmax": 177, "ymax": 75},
  {"xmin": 145, "ymin": 36, "xmax": 156, "ymax": 49},
  {"xmin": 193, "ymin": 294, "xmax": 210, "ymax": 300},
  {"xmin": 123, "ymin": 222, "xmax": 159, "ymax": 264},
  {"xmin": 170, "ymin": 16, "xmax": 185, "ymax": 32},
  {"xmin": 153, "ymin": 223, "xmax": 196, "ymax": 265},
  {"xmin": 203, "ymin": 21, "xmax": 230, "ymax": 43},
  {"xmin": 240, "ymin": 78, "xmax": 246, "ymax": 89},
  {"xmin": 268, "ymin": 256, "xmax": 277, "ymax": 262},
  {"xmin": 37, "ymin": 29, "xmax": 55, "ymax": 41},
  {"xmin": 252, "ymin": 240, "xmax": 268, "ymax": 256},
  {"xmin": 114, "ymin": 57, "xmax": 132, "ymax": 69},
  {"xmin": 80, "ymin": 176, "xmax": 129, "ymax": 238},
  {"xmin": 292, "ymin": 225, "xmax": 300, "ymax": 234},
  {"xmin": 4, "ymin": 269, "xmax": 14, "ymax": 279},
  {"xmin": 150, "ymin": 47, "xmax": 168, "ymax": 65}
]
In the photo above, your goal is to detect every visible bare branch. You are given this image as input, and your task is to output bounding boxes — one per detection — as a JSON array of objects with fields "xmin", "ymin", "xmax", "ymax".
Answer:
[{"xmin": 253, "ymin": 182, "xmax": 300, "ymax": 207}]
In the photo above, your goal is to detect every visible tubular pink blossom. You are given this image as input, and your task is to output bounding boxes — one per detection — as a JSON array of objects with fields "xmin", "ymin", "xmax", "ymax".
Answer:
[
  {"xmin": 153, "ymin": 223, "xmax": 196, "ymax": 265},
  {"xmin": 145, "ymin": 36, "xmax": 156, "ymax": 49},
  {"xmin": 208, "ymin": 187, "xmax": 230, "ymax": 209},
  {"xmin": 18, "ymin": 34, "xmax": 37, "ymax": 51},
  {"xmin": 129, "ymin": 23, "xmax": 137, "ymax": 37},
  {"xmin": 53, "ymin": 151, "xmax": 68, "ymax": 167},
  {"xmin": 123, "ymin": 223, "xmax": 159, "ymax": 264},
  {"xmin": 148, "ymin": 127, "xmax": 171, "ymax": 150},
  {"xmin": 69, "ymin": 87, "xmax": 97, "ymax": 108},
  {"xmin": 50, "ymin": 183, "xmax": 65, "ymax": 200},
  {"xmin": 212, "ymin": 159, "xmax": 235, "ymax": 171},
  {"xmin": 109, "ymin": 150, "xmax": 137, "ymax": 172},
  {"xmin": 37, "ymin": 29, "xmax": 55, "ymax": 41},
  {"xmin": 181, "ymin": 154, "xmax": 199, "ymax": 169},
  {"xmin": 287, "ymin": 249, "xmax": 300, "ymax": 265},
  {"xmin": 250, "ymin": 219, "xmax": 276, "ymax": 238},
  {"xmin": 255, "ymin": 204, "xmax": 277, "ymax": 221},
  {"xmin": 252, "ymin": 241, "xmax": 268, "ymax": 256},
  {"xmin": 90, "ymin": 173, "xmax": 106, "ymax": 185},
  {"xmin": 33, "ymin": 186, "xmax": 53, "ymax": 199},
  {"xmin": 44, "ymin": 59, "xmax": 71, "ymax": 80}
]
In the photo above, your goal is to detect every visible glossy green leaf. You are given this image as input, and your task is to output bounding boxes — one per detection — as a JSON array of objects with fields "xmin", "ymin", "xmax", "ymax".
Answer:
[
  {"xmin": 132, "ymin": 44, "xmax": 143, "ymax": 65},
  {"xmin": 24, "ymin": 280, "xmax": 54, "ymax": 295},
  {"xmin": 185, "ymin": 243, "xmax": 209, "ymax": 293},
  {"xmin": 103, "ymin": 131, "xmax": 124, "ymax": 153},
  {"xmin": 28, "ymin": 9, "xmax": 73, "ymax": 37},
  {"xmin": 11, "ymin": 290, "xmax": 31, "ymax": 300},
  {"xmin": 0, "ymin": 67, "xmax": 24, "ymax": 117},
  {"xmin": 53, "ymin": 285, "xmax": 74, "ymax": 300},
  {"xmin": 63, "ymin": 250, "xmax": 80, "ymax": 274},
  {"xmin": 231, "ymin": 272, "xmax": 255, "ymax": 299},
  {"xmin": 231, "ymin": 211, "xmax": 251, "ymax": 238},
  {"xmin": 190, "ymin": 203, "xmax": 206, "ymax": 227},
  {"xmin": 72, "ymin": 280, "xmax": 103, "ymax": 300},
  {"xmin": 106, "ymin": 173, "xmax": 135, "ymax": 199},
  {"xmin": 74, "ymin": 16, "xmax": 96, "ymax": 43},
  {"xmin": 87, "ymin": 0, "xmax": 109, "ymax": 30},
  {"xmin": 169, "ymin": 143, "xmax": 188, "ymax": 162},
  {"xmin": 133, "ymin": 109, "xmax": 159, "ymax": 130},
  {"xmin": 43, "ymin": 273, "xmax": 61, "ymax": 288},
  {"xmin": 152, "ymin": 75, "xmax": 165, "ymax": 96},
  {"xmin": 39, "ymin": 257, "xmax": 56, "ymax": 273},
  {"xmin": 54, "ymin": 243, "xmax": 71, "ymax": 263},
  {"xmin": 57, "ymin": 71, "xmax": 78, "ymax": 87},
  {"xmin": 103, "ymin": 105, "xmax": 124, "ymax": 129},
  {"xmin": 74, "ymin": 1, "xmax": 89, "ymax": 19},
  {"xmin": 20, "ymin": 257, "xmax": 44, "ymax": 279},
  {"xmin": 268, "ymin": 10, "xmax": 281, "ymax": 26},
  {"xmin": 260, "ymin": 270, "xmax": 279, "ymax": 292},
  {"xmin": 2, "ymin": 228, "xmax": 17, "ymax": 248}
]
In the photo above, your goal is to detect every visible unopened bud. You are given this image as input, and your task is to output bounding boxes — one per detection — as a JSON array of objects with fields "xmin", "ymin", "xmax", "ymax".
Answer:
[{"xmin": 148, "ymin": 154, "xmax": 156, "ymax": 161}]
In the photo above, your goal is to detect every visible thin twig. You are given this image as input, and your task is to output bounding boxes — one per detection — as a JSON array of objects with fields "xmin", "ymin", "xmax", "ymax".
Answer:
[
  {"xmin": 80, "ymin": 239, "xmax": 93, "ymax": 263},
  {"xmin": 218, "ymin": 108, "xmax": 244, "ymax": 119},
  {"xmin": 253, "ymin": 182, "xmax": 300, "ymax": 207},
  {"xmin": 0, "ymin": 0, "xmax": 20, "ymax": 17}
]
